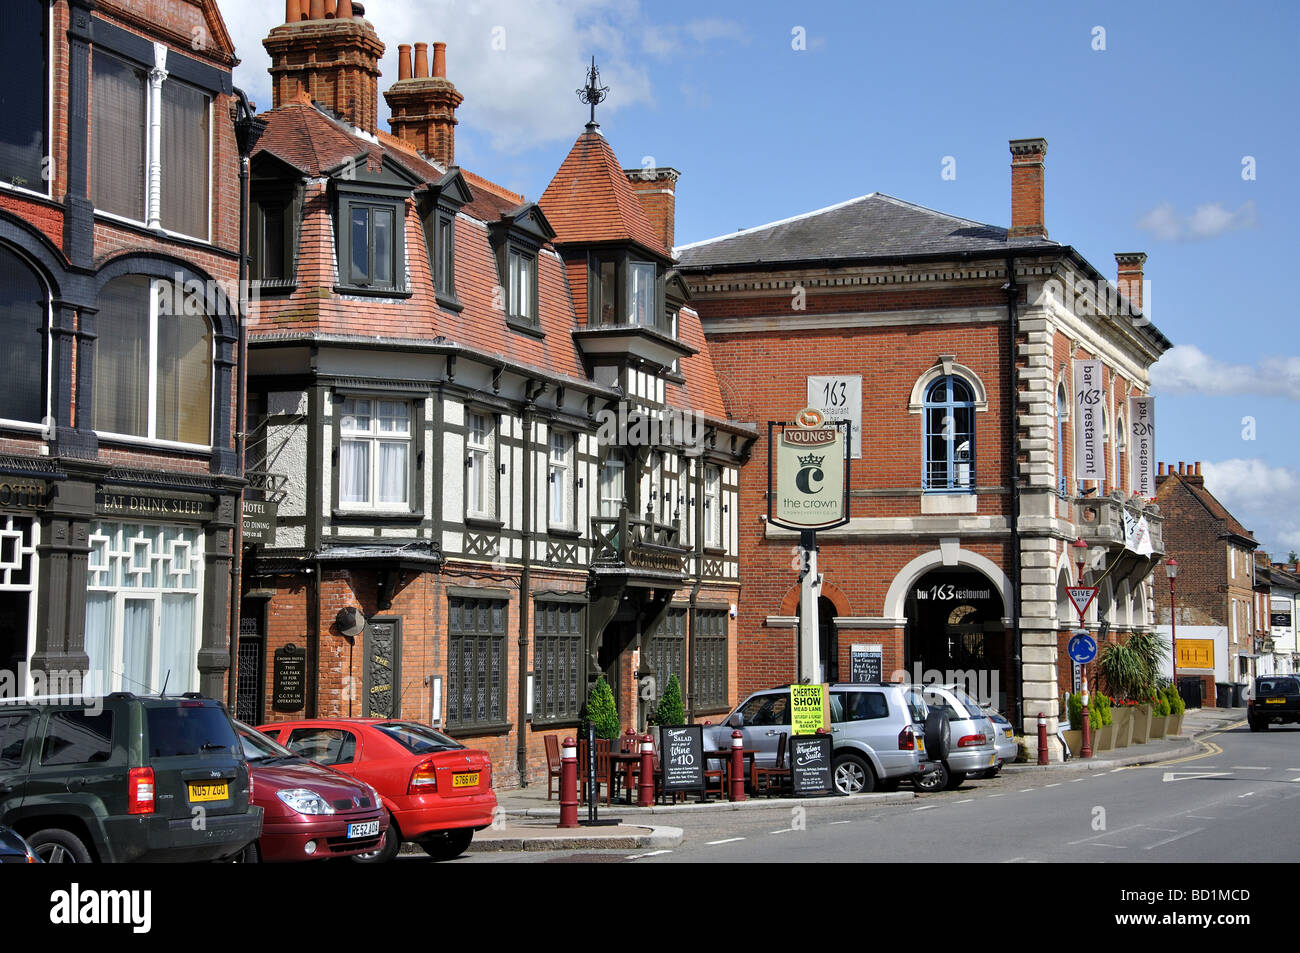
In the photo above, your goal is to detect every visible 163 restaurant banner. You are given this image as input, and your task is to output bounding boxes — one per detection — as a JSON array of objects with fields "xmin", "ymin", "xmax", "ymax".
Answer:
[
  {"xmin": 767, "ymin": 412, "xmax": 851, "ymax": 531},
  {"xmin": 1073, "ymin": 360, "xmax": 1105, "ymax": 483},
  {"xmin": 1128, "ymin": 395, "xmax": 1156, "ymax": 497}
]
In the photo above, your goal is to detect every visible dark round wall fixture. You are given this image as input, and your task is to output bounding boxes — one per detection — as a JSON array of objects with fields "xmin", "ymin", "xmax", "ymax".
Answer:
[{"xmin": 336, "ymin": 606, "xmax": 365, "ymax": 638}]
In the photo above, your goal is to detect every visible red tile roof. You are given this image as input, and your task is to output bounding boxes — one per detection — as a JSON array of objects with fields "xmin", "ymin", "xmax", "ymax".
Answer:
[{"xmin": 539, "ymin": 129, "xmax": 666, "ymax": 256}]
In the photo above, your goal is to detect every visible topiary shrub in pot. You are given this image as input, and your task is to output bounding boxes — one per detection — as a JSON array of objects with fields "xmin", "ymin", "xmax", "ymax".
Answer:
[
  {"xmin": 582, "ymin": 674, "xmax": 622, "ymax": 741},
  {"xmin": 648, "ymin": 673, "xmax": 686, "ymax": 727}
]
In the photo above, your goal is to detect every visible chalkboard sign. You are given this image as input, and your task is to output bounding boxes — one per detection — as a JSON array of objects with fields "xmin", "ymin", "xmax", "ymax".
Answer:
[
  {"xmin": 660, "ymin": 725, "xmax": 706, "ymax": 795},
  {"xmin": 790, "ymin": 734, "xmax": 834, "ymax": 796},
  {"xmin": 272, "ymin": 643, "xmax": 306, "ymax": 713},
  {"xmin": 850, "ymin": 644, "xmax": 882, "ymax": 685}
]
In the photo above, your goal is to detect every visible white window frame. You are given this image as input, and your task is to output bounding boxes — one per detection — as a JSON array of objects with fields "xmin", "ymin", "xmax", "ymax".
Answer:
[
  {"xmin": 704, "ymin": 464, "xmax": 722, "ymax": 547},
  {"xmin": 548, "ymin": 429, "xmax": 573, "ymax": 529},
  {"xmin": 93, "ymin": 278, "xmax": 214, "ymax": 451},
  {"xmin": 91, "ymin": 42, "xmax": 213, "ymax": 243},
  {"xmin": 507, "ymin": 249, "xmax": 535, "ymax": 322},
  {"xmin": 599, "ymin": 454, "xmax": 625, "ymax": 519},
  {"xmin": 338, "ymin": 397, "xmax": 412, "ymax": 511},
  {"xmin": 466, "ymin": 412, "xmax": 495, "ymax": 518},
  {"xmin": 0, "ymin": 515, "xmax": 40, "ymax": 694}
]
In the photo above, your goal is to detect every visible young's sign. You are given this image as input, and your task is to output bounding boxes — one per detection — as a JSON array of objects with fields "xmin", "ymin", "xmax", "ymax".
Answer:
[{"xmin": 768, "ymin": 415, "xmax": 850, "ymax": 531}]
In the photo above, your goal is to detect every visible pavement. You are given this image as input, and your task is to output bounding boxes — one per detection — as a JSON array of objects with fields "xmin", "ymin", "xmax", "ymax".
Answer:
[{"xmin": 425, "ymin": 707, "xmax": 1247, "ymax": 854}]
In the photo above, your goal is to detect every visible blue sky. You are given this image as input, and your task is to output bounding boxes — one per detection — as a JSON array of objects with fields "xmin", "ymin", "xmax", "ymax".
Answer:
[{"xmin": 224, "ymin": 0, "xmax": 1300, "ymax": 555}]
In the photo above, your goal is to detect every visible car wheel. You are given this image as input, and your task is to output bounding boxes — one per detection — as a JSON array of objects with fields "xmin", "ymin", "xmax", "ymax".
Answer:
[
  {"xmin": 923, "ymin": 711, "xmax": 951, "ymax": 761},
  {"xmin": 832, "ymin": 752, "xmax": 875, "ymax": 795},
  {"xmin": 944, "ymin": 770, "xmax": 968, "ymax": 791},
  {"xmin": 229, "ymin": 841, "xmax": 261, "ymax": 863},
  {"xmin": 419, "ymin": 828, "xmax": 473, "ymax": 861},
  {"xmin": 914, "ymin": 761, "xmax": 949, "ymax": 793},
  {"xmin": 352, "ymin": 814, "xmax": 401, "ymax": 864},
  {"xmin": 27, "ymin": 829, "xmax": 92, "ymax": 864}
]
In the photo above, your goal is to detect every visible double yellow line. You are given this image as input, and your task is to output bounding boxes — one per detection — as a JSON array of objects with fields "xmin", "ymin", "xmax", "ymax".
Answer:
[{"xmin": 1149, "ymin": 720, "xmax": 1242, "ymax": 766}]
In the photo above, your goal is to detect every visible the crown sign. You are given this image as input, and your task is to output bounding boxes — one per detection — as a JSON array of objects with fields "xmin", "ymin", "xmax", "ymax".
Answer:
[{"xmin": 797, "ymin": 453, "xmax": 824, "ymax": 468}]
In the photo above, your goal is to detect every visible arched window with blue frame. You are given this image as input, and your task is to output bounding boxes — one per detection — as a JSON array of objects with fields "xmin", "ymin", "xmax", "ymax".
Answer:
[
  {"xmin": 1056, "ymin": 383, "xmax": 1068, "ymax": 496},
  {"xmin": 923, "ymin": 376, "xmax": 975, "ymax": 491}
]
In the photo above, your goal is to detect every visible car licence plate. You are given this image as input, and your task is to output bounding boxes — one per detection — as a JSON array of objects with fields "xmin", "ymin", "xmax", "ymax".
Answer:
[
  {"xmin": 1004, "ymin": 728, "xmax": 1013, "ymax": 738},
  {"xmin": 916, "ymin": 737, "xmax": 925, "ymax": 753},
  {"xmin": 188, "ymin": 781, "xmax": 228, "ymax": 803},
  {"xmin": 452, "ymin": 772, "xmax": 480, "ymax": 788},
  {"xmin": 1266, "ymin": 698, "xmax": 1286, "ymax": 704},
  {"xmin": 348, "ymin": 820, "xmax": 380, "ymax": 839}
]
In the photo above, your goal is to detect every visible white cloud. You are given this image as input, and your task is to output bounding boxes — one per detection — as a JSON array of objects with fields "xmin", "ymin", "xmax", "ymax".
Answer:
[
  {"xmin": 1136, "ymin": 200, "xmax": 1258, "ymax": 241},
  {"xmin": 219, "ymin": 0, "xmax": 668, "ymax": 155},
  {"xmin": 1201, "ymin": 459, "xmax": 1300, "ymax": 557},
  {"xmin": 1151, "ymin": 344, "xmax": 1300, "ymax": 400}
]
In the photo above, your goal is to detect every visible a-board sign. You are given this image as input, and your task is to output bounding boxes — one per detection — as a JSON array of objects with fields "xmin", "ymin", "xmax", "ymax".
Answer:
[
  {"xmin": 790, "ymin": 734, "xmax": 834, "ymax": 796},
  {"xmin": 660, "ymin": 725, "xmax": 706, "ymax": 794},
  {"xmin": 272, "ymin": 643, "xmax": 306, "ymax": 713},
  {"xmin": 790, "ymin": 684, "xmax": 829, "ymax": 735},
  {"xmin": 850, "ymin": 644, "xmax": 882, "ymax": 684}
]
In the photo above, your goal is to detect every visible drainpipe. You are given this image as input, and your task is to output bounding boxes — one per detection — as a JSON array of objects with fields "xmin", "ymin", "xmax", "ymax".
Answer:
[
  {"xmin": 1005, "ymin": 256, "xmax": 1023, "ymax": 726},
  {"xmin": 517, "ymin": 380, "xmax": 544, "ymax": 785}
]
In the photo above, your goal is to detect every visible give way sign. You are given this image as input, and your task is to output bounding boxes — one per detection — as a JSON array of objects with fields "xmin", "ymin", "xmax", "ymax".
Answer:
[{"xmin": 1066, "ymin": 586, "xmax": 1098, "ymax": 617}]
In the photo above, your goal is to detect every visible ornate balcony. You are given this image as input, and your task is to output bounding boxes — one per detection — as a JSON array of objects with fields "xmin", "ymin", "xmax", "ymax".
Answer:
[{"xmin": 590, "ymin": 507, "xmax": 688, "ymax": 581}]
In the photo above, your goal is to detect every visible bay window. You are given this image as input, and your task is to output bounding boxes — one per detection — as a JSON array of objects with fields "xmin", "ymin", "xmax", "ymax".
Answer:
[
  {"xmin": 627, "ymin": 261, "xmax": 656, "ymax": 326},
  {"xmin": 94, "ymin": 276, "xmax": 212, "ymax": 446},
  {"xmin": 0, "ymin": 0, "xmax": 50, "ymax": 194},
  {"xmin": 339, "ymin": 398, "xmax": 411, "ymax": 510}
]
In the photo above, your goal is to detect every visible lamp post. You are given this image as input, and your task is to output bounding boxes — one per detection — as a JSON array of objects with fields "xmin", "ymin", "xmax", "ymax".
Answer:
[
  {"xmin": 1166, "ymin": 557, "xmax": 1180, "ymax": 695},
  {"xmin": 1072, "ymin": 538, "xmax": 1089, "ymax": 584}
]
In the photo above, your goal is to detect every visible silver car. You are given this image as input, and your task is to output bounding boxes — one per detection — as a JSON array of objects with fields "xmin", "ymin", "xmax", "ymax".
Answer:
[
  {"xmin": 972, "ymin": 706, "xmax": 1018, "ymax": 777},
  {"xmin": 914, "ymin": 684, "xmax": 1000, "ymax": 791},
  {"xmin": 709, "ymin": 683, "xmax": 937, "ymax": 794}
]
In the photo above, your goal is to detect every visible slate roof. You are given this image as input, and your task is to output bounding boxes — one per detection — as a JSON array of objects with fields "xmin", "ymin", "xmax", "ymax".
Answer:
[{"xmin": 674, "ymin": 192, "xmax": 1057, "ymax": 270}]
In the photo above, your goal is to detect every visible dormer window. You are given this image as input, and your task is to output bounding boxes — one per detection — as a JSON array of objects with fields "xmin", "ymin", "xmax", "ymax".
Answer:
[
  {"xmin": 250, "ymin": 189, "xmax": 299, "ymax": 288},
  {"xmin": 343, "ymin": 201, "xmax": 398, "ymax": 289},
  {"xmin": 421, "ymin": 169, "xmax": 472, "ymax": 312},
  {"xmin": 488, "ymin": 202, "xmax": 555, "ymax": 336},
  {"xmin": 507, "ymin": 248, "xmax": 536, "ymax": 323},
  {"xmin": 628, "ymin": 261, "xmax": 656, "ymax": 326},
  {"xmin": 332, "ymin": 160, "xmax": 420, "ymax": 297},
  {"xmin": 589, "ymin": 253, "xmax": 667, "ymax": 332}
]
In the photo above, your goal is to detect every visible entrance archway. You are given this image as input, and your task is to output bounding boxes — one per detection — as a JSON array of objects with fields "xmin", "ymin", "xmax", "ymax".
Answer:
[{"xmin": 904, "ymin": 567, "xmax": 1007, "ymax": 709}]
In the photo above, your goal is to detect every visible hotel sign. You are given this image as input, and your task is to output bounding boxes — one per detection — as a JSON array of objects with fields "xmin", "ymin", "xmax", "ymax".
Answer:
[
  {"xmin": 242, "ymin": 499, "xmax": 278, "ymax": 545},
  {"xmin": 96, "ymin": 487, "xmax": 214, "ymax": 521},
  {"xmin": 0, "ymin": 479, "xmax": 46, "ymax": 511},
  {"xmin": 768, "ymin": 410, "xmax": 850, "ymax": 531}
]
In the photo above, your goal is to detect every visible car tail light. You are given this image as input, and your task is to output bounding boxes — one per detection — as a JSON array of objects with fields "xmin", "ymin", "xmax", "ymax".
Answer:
[
  {"xmin": 408, "ymin": 758, "xmax": 439, "ymax": 794},
  {"xmin": 128, "ymin": 767, "xmax": 155, "ymax": 815},
  {"xmin": 898, "ymin": 726, "xmax": 916, "ymax": 751},
  {"xmin": 957, "ymin": 734, "xmax": 987, "ymax": 748}
]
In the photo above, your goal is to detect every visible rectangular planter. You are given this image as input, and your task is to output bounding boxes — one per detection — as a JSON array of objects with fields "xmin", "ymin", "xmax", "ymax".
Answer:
[
  {"xmin": 1149, "ymin": 714, "xmax": 1168, "ymax": 739},
  {"xmin": 1092, "ymin": 722, "xmax": 1114, "ymax": 751},
  {"xmin": 1063, "ymin": 729, "xmax": 1082, "ymax": 758},
  {"xmin": 1168, "ymin": 712, "xmax": 1185, "ymax": 735},
  {"xmin": 1131, "ymin": 704, "xmax": 1152, "ymax": 743},
  {"xmin": 1111, "ymin": 708, "xmax": 1133, "ymax": 748}
]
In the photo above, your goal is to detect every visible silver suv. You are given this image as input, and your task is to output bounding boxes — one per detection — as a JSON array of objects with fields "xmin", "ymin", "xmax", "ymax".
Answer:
[
  {"xmin": 913, "ymin": 684, "xmax": 1000, "ymax": 792},
  {"xmin": 708, "ymin": 684, "xmax": 937, "ymax": 794}
]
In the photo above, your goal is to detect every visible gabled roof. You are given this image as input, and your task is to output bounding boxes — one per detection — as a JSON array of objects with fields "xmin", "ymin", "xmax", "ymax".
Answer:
[
  {"xmin": 253, "ymin": 97, "xmax": 376, "ymax": 176},
  {"xmin": 675, "ymin": 193, "xmax": 1058, "ymax": 270},
  {"xmin": 1157, "ymin": 472, "xmax": 1257, "ymax": 546},
  {"xmin": 539, "ymin": 128, "xmax": 666, "ymax": 256}
]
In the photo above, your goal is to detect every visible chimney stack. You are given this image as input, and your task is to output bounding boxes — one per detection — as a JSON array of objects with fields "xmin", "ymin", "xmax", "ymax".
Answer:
[
  {"xmin": 1115, "ymin": 252, "xmax": 1147, "ymax": 311},
  {"xmin": 384, "ymin": 39, "xmax": 464, "ymax": 167},
  {"xmin": 265, "ymin": 2, "xmax": 385, "ymax": 133},
  {"xmin": 1008, "ymin": 138, "xmax": 1048, "ymax": 240},
  {"xmin": 624, "ymin": 167, "xmax": 681, "ymax": 253}
]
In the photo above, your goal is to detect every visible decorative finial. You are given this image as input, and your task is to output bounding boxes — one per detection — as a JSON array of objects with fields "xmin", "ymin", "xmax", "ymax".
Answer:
[{"xmin": 576, "ymin": 56, "xmax": 609, "ymax": 130}]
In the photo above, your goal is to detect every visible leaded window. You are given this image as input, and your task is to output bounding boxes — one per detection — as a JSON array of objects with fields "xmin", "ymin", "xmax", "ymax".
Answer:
[
  {"xmin": 447, "ymin": 596, "xmax": 507, "ymax": 730},
  {"xmin": 692, "ymin": 609, "xmax": 728, "ymax": 711},
  {"xmin": 533, "ymin": 600, "xmax": 582, "ymax": 723},
  {"xmin": 646, "ymin": 607, "xmax": 686, "ymax": 701}
]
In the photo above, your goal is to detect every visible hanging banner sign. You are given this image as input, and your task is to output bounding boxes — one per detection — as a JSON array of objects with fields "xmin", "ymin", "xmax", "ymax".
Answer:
[
  {"xmin": 807, "ymin": 375, "xmax": 862, "ymax": 459},
  {"xmin": 1128, "ymin": 395, "xmax": 1156, "ymax": 497},
  {"xmin": 767, "ymin": 412, "xmax": 850, "ymax": 531},
  {"xmin": 1073, "ymin": 360, "xmax": 1105, "ymax": 483},
  {"xmin": 1123, "ymin": 508, "xmax": 1154, "ymax": 556}
]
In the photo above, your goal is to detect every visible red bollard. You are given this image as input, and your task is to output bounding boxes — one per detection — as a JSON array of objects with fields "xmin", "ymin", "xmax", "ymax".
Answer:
[
  {"xmin": 1037, "ymin": 713, "xmax": 1048, "ymax": 765},
  {"xmin": 729, "ymin": 729, "xmax": 746, "ymax": 802},
  {"xmin": 638, "ymin": 732, "xmax": 655, "ymax": 808},
  {"xmin": 558, "ymin": 736, "xmax": 578, "ymax": 829}
]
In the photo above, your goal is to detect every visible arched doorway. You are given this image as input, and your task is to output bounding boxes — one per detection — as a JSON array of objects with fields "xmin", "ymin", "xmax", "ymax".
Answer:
[{"xmin": 905, "ymin": 567, "xmax": 1007, "ymax": 708}]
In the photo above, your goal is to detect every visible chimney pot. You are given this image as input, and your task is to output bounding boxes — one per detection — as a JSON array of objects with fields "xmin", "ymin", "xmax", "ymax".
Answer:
[
  {"xmin": 309, "ymin": 0, "xmax": 324, "ymax": 19},
  {"xmin": 1195, "ymin": 461, "xmax": 1202, "ymax": 476},
  {"xmin": 1158, "ymin": 462, "xmax": 1166, "ymax": 476},
  {"xmin": 337, "ymin": 0, "xmax": 354, "ymax": 16},
  {"xmin": 398, "ymin": 44, "xmax": 412, "ymax": 81},
  {"xmin": 1008, "ymin": 137, "xmax": 1048, "ymax": 241},
  {"xmin": 432, "ymin": 41, "xmax": 447, "ymax": 78},
  {"xmin": 286, "ymin": 0, "xmax": 302, "ymax": 22},
  {"xmin": 324, "ymin": 0, "xmax": 337, "ymax": 17},
  {"xmin": 1178, "ymin": 462, "xmax": 1185, "ymax": 475},
  {"xmin": 414, "ymin": 42, "xmax": 429, "ymax": 78}
]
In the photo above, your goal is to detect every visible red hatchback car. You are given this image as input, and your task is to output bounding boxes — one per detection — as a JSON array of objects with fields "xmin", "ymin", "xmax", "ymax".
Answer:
[
  {"xmin": 235, "ymin": 722, "xmax": 389, "ymax": 863},
  {"xmin": 257, "ymin": 719, "xmax": 497, "ymax": 862}
]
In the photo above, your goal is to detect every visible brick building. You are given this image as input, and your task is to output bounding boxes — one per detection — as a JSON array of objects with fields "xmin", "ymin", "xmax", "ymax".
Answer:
[
  {"xmin": 676, "ymin": 138, "xmax": 1173, "ymax": 758},
  {"xmin": 239, "ymin": 4, "xmax": 752, "ymax": 787},
  {"xmin": 1154, "ymin": 462, "xmax": 1261, "ymax": 705},
  {"xmin": 0, "ymin": 0, "xmax": 247, "ymax": 699}
]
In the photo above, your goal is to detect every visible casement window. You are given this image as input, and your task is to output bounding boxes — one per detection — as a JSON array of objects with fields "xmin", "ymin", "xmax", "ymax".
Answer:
[
  {"xmin": 340, "ymin": 198, "xmax": 402, "ymax": 291},
  {"xmin": 627, "ymin": 261, "xmax": 656, "ymax": 327},
  {"xmin": 703, "ymin": 465, "xmax": 722, "ymax": 548},
  {"xmin": 532, "ymin": 600, "xmax": 583, "ymax": 724},
  {"xmin": 548, "ymin": 430, "xmax": 574, "ymax": 529},
  {"xmin": 250, "ymin": 193, "xmax": 299, "ymax": 287},
  {"xmin": 465, "ymin": 412, "xmax": 495, "ymax": 519},
  {"xmin": 922, "ymin": 375, "xmax": 975, "ymax": 491},
  {"xmin": 507, "ymin": 248, "xmax": 536, "ymax": 324},
  {"xmin": 594, "ymin": 258, "xmax": 617, "ymax": 326},
  {"xmin": 339, "ymin": 398, "xmax": 411, "ymax": 510},
  {"xmin": 599, "ymin": 453, "xmax": 625, "ymax": 518},
  {"xmin": 446, "ymin": 596, "xmax": 507, "ymax": 730},
  {"xmin": 94, "ymin": 276, "xmax": 212, "ymax": 447},
  {"xmin": 0, "ymin": 245, "xmax": 51, "ymax": 429},
  {"xmin": 589, "ymin": 255, "xmax": 666, "ymax": 332},
  {"xmin": 0, "ymin": 0, "xmax": 50, "ymax": 195},
  {"xmin": 85, "ymin": 521, "xmax": 205, "ymax": 695},
  {"xmin": 91, "ymin": 47, "xmax": 212, "ymax": 240},
  {"xmin": 432, "ymin": 212, "xmax": 457, "ymax": 300},
  {"xmin": 692, "ymin": 609, "xmax": 729, "ymax": 711},
  {"xmin": 646, "ymin": 607, "xmax": 686, "ymax": 700}
]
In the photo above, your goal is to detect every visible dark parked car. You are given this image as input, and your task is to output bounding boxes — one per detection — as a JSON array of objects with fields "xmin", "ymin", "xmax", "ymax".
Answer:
[
  {"xmin": 234, "ymin": 721, "xmax": 388, "ymax": 862},
  {"xmin": 0, "ymin": 825, "xmax": 39, "ymax": 863},
  {"xmin": 0, "ymin": 693, "xmax": 263, "ymax": 862},
  {"xmin": 1248, "ymin": 675, "xmax": 1300, "ymax": 731}
]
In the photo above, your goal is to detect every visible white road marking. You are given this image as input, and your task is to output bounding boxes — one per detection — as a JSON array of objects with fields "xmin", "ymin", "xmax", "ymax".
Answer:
[
  {"xmin": 1185, "ymin": 815, "xmax": 1217, "ymax": 820},
  {"xmin": 706, "ymin": 837, "xmax": 745, "ymax": 845},
  {"xmin": 1068, "ymin": 778, "xmax": 1084, "ymax": 783},
  {"xmin": 627, "ymin": 849, "xmax": 672, "ymax": 859},
  {"xmin": 955, "ymin": 798, "xmax": 974, "ymax": 803},
  {"xmin": 1162, "ymin": 771, "xmax": 1231, "ymax": 783},
  {"xmin": 913, "ymin": 804, "xmax": 936, "ymax": 811},
  {"xmin": 987, "ymin": 793, "xmax": 1005, "ymax": 798},
  {"xmin": 1068, "ymin": 822, "xmax": 1147, "ymax": 846},
  {"xmin": 1001, "ymin": 856, "xmax": 1025, "ymax": 863},
  {"xmin": 829, "ymin": 820, "xmax": 852, "ymax": 825},
  {"xmin": 1232, "ymin": 766, "xmax": 1269, "ymax": 771},
  {"xmin": 1144, "ymin": 828, "xmax": 1204, "ymax": 850},
  {"xmin": 769, "ymin": 828, "xmax": 794, "ymax": 834},
  {"xmin": 1088, "ymin": 843, "xmax": 1128, "ymax": 848},
  {"xmin": 1237, "ymin": 792, "xmax": 1256, "ymax": 799},
  {"xmin": 1018, "ymin": 788, "xmax": 1036, "ymax": 793},
  {"xmin": 1044, "ymin": 783, "xmax": 1061, "ymax": 788},
  {"xmin": 1109, "ymin": 767, "xmax": 1126, "ymax": 773}
]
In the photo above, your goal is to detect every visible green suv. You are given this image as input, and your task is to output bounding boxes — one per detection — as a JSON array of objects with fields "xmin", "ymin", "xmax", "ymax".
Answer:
[{"xmin": 0, "ymin": 693, "xmax": 263, "ymax": 862}]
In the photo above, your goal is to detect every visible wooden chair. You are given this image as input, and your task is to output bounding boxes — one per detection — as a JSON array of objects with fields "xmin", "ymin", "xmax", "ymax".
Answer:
[
  {"xmin": 544, "ymin": 735, "xmax": 562, "ymax": 800},
  {"xmin": 752, "ymin": 733, "xmax": 791, "ymax": 797},
  {"xmin": 577, "ymin": 737, "xmax": 614, "ymax": 805},
  {"xmin": 703, "ymin": 751, "xmax": 726, "ymax": 799}
]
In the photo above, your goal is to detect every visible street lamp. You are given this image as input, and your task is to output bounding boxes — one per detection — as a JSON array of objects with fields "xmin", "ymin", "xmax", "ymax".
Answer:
[
  {"xmin": 1166, "ymin": 557, "xmax": 1180, "ymax": 697},
  {"xmin": 1072, "ymin": 538, "xmax": 1089, "ymax": 583}
]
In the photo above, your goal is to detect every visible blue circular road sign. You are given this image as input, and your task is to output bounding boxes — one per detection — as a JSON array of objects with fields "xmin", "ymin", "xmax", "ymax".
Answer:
[{"xmin": 1068, "ymin": 633, "xmax": 1098, "ymax": 664}]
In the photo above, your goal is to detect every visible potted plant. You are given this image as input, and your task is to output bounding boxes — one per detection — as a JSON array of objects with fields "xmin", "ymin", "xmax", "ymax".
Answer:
[
  {"xmin": 1063, "ymin": 692, "xmax": 1084, "ymax": 757},
  {"xmin": 582, "ymin": 674, "xmax": 622, "ymax": 741},
  {"xmin": 1097, "ymin": 632, "xmax": 1169, "ymax": 743},
  {"xmin": 1149, "ymin": 692, "xmax": 1170, "ymax": 739},
  {"xmin": 1090, "ymin": 692, "xmax": 1114, "ymax": 751},
  {"xmin": 648, "ymin": 673, "xmax": 686, "ymax": 727},
  {"xmin": 1111, "ymin": 698, "xmax": 1135, "ymax": 748},
  {"xmin": 1164, "ymin": 682, "xmax": 1187, "ymax": 735}
]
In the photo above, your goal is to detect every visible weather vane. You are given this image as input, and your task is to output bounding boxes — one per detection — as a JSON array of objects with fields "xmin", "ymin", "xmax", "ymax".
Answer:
[{"xmin": 576, "ymin": 56, "xmax": 609, "ymax": 128}]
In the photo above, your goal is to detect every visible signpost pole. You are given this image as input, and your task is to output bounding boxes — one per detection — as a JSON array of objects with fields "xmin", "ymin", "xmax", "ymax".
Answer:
[{"xmin": 799, "ymin": 529, "xmax": 820, "ymax": 683}]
